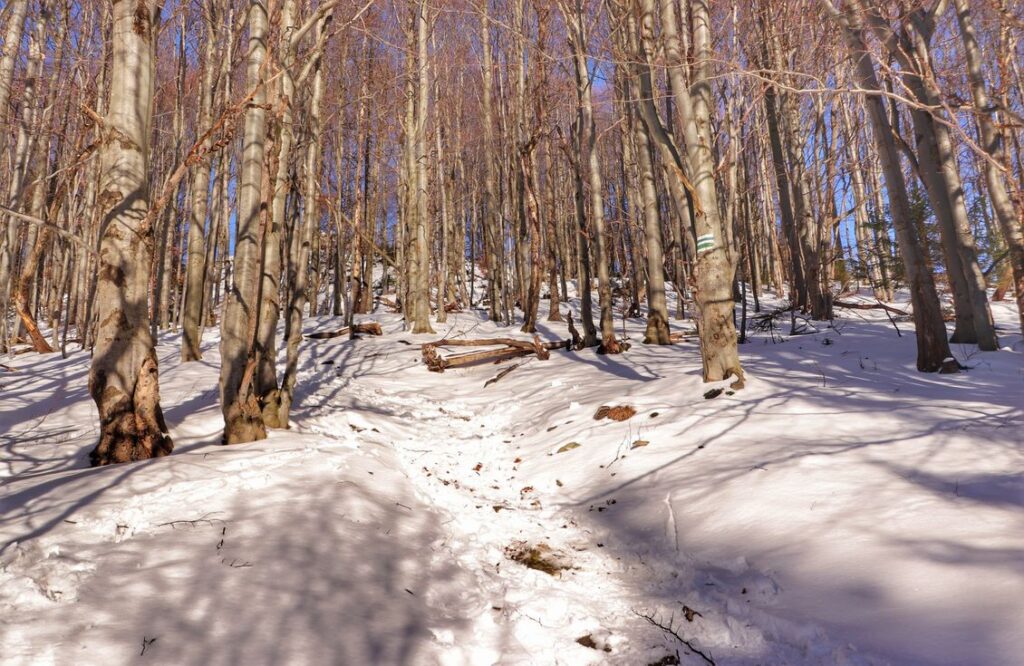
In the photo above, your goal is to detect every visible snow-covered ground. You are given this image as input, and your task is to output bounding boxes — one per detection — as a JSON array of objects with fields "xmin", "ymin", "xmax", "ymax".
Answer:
[{"xmin": 1, "ymin": 291, "xmax": 1022, "ymax": 665}]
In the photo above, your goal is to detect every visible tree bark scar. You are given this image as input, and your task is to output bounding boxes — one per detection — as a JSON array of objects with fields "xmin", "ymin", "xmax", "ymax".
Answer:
[
  {"xmin": 133, "ymin": 1, "xmax": 150, "ymax": 37},
  {"xmin": 100, "ymin": 264, "xmax": 127, "ymax": 288}
]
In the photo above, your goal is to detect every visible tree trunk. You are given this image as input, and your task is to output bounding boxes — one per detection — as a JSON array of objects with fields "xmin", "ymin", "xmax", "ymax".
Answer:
[
  {"xmin": 278, "ymin": 11, "xmax": 329, "ymax": 428},
  {"xmin": 0, "ymin": 2, "xmax": 47, "ymax": 350},
  {"xmin": 219, "ymin": 0, "xmax": 270, "ymax": 444},
  {"xmin": 636, "ymin": 0, "xmax": 742, "ymax": 382},
  {"xmin": 622, "ymin": 35, "xmax": 670, "ymax": 343},
  {"xmin": 89, "ymin": 0, "xmax": 172, "ymax": 465},
  {"xmin": 181, "ymin": 1, "xmax": 219, "ymax": 362},
  {"xmin": 0, "ymin": 0, "xmax": 28, "ymax": 127},
  {"xmin": 407, "ymin": 0, "xmax": 434, "ymax": 334}
]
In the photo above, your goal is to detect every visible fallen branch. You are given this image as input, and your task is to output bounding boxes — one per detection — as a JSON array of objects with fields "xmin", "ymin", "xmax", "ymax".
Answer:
[
  {"xmin": 306, "ymin": 321, "xmax": 383, "ymax": 339},
  {"xmin": 833, "ymin": 299, "xmax": 908, "ymax": 316},
  {"xmin": 157, "ymin": 513, "xmax": 225, "ymax": 530},
  {"xmin": 668, "ymin": 331, "xmax": 695, "ymax": 343},
  {"xmin": 635, "ymin": 609, "xmax": 715, "ymax": 666},
  {"xmin": 484, "ymin": 362, "xmax": 523, "ymax": 387}
]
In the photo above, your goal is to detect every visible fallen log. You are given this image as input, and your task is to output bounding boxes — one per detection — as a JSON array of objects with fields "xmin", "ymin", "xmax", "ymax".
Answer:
[
  {"xmin": 833, "ymin": 300, "xmax": 909, "ymax": 316},
  {"xmin": 427, "ymin": 336, "xmax": 570, "ymax": 352},
  {"xmin": 306, "ymin": 321, "xmax": 383, "ymax": 340},
  {"xmin": 424, "ymin": 345, "xmax": 532, "ymax": 372},
  {"xmin": 378, "ymin": 298, "xmax": 401, "ymax": 312},
  {"xmin": 422, "ymin": 336, "xmax": 571, "ymax": 372},
  {"xmin": 428, "ymin": 337, "xmax": 547, "ymax": 352}
]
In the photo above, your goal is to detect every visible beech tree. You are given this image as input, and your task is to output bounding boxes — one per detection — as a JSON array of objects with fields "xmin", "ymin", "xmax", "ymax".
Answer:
[
  {"xmin": 88, "ymin": 0, "xmax": 172, "ymax": 465},
  {"xmin": 220, "ymin": 0, "xmax": 271, "ymax": 445}
]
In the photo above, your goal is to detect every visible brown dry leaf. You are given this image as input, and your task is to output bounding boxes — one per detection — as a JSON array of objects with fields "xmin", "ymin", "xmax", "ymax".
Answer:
[{"xmin": 606, "ymin": 405, "xmax": 636, "ymax": 421}]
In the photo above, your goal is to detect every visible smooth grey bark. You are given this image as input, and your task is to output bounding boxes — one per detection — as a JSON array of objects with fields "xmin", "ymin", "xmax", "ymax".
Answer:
[
  {"xmin": 256, "ymin": 0, "xmax": 299, "ymax": 427},
  {"xmin": 408, "ymin": 0, "xmax": 434, "ymax": 334},
  {"xmin": 10, "ymin": 6, "xmax": 55, "ymax": 354},
  {"xmin": 0, "ymin": 0, "xmax": 28, "ymax": 124},
  {"xmin": 220, "ymin": 0, "xmax": 270, "ymax": 444},
  {"xmin": 89, "ymin": 0, "xmax": 172, "ymax": 465},
  {"xmin": 625, "ymin": 1, "xmax": 697, "ymax": 291},
  {"xmin": 634, "ymin": 0, "xmax": 742, "ymax": 382},
  {"xmin": 480, "ymin": 1, "xmax": 502, "ymax": 322},
  {"xmin": 349, "ymin": 35, "xmax": 372, "ymax": 319}
]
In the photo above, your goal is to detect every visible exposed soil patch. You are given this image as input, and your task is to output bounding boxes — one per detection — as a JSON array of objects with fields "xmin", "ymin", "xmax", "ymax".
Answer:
[{"xmin": 505, "ymin": 541, "xmax": 572, "ymax": 576}]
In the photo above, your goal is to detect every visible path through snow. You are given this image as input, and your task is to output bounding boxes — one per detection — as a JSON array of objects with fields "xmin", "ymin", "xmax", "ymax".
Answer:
[{"xmin": 2, "ymin": 294, "xmax": 1022, "ymax": 665}]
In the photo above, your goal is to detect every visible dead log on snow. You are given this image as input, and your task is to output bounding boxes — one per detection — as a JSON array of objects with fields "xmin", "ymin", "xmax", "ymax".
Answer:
[
  {"xmin": 378, "ymin": 298, "xmax": 401, "ymax": 312},
  {"xmin": 306, "ymin": 321, "xmax": 384, "ymax": 340},
  {"xmin": 835, "ymin": 299, "xmax": 909, "ymax": 315},
  {"xmin": 422, "ymin": 336, "xmax": 571, "ymax": 372}
]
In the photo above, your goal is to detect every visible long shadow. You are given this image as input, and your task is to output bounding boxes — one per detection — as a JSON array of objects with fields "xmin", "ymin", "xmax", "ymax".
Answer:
[
  {"xmin": 542, "ymin": 313, "xmax": 1023, "ymax": 664},
  {"xmin": 1, "ymin": 459, "xmax": 482, "ymax": 664}
]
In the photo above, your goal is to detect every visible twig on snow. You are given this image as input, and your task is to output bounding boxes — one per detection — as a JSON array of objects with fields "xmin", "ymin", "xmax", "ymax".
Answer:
[
  {"xmin": 140, "ymin": 636, "xmax": 157, "ymax": 656},
  {"xmin": 157, "ymin": 512, "xmax": 225, "ymax": 530},
  {"xmin": 635, "ymin": 609, "xmax": 716, "ymax": 665}
]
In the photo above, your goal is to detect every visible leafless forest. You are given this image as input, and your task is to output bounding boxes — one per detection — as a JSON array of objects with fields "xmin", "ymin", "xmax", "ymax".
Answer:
[{"xmin": 0, "ymin": 0, "xmax": 1021, "ymax": 464}]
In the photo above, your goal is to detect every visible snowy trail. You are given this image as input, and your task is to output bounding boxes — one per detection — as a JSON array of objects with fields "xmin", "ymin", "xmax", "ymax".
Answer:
[
  {"xmin": 292, "ymin": 315, "xmax": 888, "ymax": 665},
  {"xmin": 298, "ymin": 334, "xmax": 655, "ymax": 664},
  {"xmin": 2, "ymin": 297, "xmax": 1022, "ymax": 665}
]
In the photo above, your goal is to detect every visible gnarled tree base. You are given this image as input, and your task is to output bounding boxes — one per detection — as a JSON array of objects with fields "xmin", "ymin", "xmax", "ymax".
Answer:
[
  {"xmin": 223, "ymin": 409, "xmax": 268, "ymax": 445},
  {"xmin": 89, "ymin": 354, "xmax": 173, "ymax": 466},
  {"xmin": 598, "ymin": 336, "xmax": 628, "ymax": 355},
  {"xmin": 90, "ymin": 423, "xmax": 172, "ymax": 466}
]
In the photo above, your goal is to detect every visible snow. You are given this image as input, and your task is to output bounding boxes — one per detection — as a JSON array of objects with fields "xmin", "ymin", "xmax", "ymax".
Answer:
[{"xmin": 1, "ymin": 290, "xmax": 1022, "ymax": 665}]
